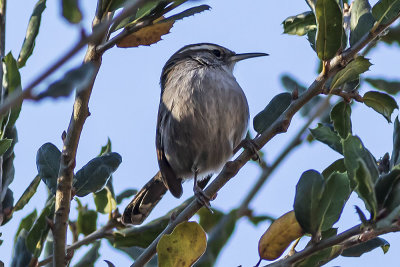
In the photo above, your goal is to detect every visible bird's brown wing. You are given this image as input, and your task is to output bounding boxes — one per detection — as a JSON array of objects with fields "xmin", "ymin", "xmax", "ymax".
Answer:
[{"xmin": 156, "ymin": 104, "xmax": 183, "ymax": 198}]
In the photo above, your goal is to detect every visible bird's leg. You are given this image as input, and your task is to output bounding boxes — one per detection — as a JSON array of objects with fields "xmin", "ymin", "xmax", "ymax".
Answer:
[
  {"xmin": 193, "ymin": 170, "xmax": 213, "ymax": 213},
  {"xmin": 233, "ymin": 138, "xmax": 260, "ymax": 162}
]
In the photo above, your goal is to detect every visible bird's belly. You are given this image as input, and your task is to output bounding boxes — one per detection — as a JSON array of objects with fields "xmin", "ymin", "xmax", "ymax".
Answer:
[{"xmin": 162, "ymin": 89, "xmax": 249, "ymax": 179}]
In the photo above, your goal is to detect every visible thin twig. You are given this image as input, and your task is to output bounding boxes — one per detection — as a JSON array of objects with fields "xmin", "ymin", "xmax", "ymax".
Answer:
[
  {"xmin": 39, "ymin": 219, "xmax": 117, "ymax": 266},
  {"xmin": 130, "ymin": 13, "xmax": 400, "ymax": 267},
  {"xmin": 0, "ymin": 0, "xmax": 147, "ymax": 118}
]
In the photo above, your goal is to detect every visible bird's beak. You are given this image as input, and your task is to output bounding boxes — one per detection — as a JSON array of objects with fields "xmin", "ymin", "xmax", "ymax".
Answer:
[{"xmin": 230, "ymin": 52, "xmax": 269, "ymax": 62}]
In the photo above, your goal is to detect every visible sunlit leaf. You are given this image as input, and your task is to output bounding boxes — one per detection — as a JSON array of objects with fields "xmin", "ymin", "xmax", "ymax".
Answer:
[
  {"xmin": 315, "ymin": 0, "xmax": 343, "ymax": 60},
  {"xmin": 258, "ymin": 211, "xmax": 304, "ymax": 260},
  {"xmin": 282, "ymin": 11, "xmax": 317, "ymax": 36},
  {"xmin": 62, "ymin": 0, "xmax": 82, "ymax": 24},
  {"xmin": 157, "ymin": 221, "xmax": 206, "ymax": 267},
  {"xmin": 13, "ymin": 175, "xmax": 41, "ymax": 212},
  {"xmin": 14, "ymin": 209, "xmax": 37, "ymax": 244},
  {"xmin": 331, "ymin": 56, "xmax": 372, "ymax": 89}
]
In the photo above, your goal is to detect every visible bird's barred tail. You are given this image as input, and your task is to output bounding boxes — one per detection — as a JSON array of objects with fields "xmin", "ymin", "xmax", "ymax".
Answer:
[{"xmin": 122, "ymin": 171, "xmax": 167, "ymax": 225}]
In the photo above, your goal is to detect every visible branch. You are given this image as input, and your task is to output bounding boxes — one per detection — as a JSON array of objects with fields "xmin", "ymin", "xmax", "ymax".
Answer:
[
  {"xmin": 39, "ymin": 218, "xmax": 117, "ymax": 266},
  {"xmin": 265, "ymin": 223, "xmax": 400, "ymax": 267},
  {"xmin": 0, "ymin": 0, "xmax": 148, "ymax": 118},
  {"xmin": 131, "ymin": 14, "xmax": 400, "ymax": 267}
]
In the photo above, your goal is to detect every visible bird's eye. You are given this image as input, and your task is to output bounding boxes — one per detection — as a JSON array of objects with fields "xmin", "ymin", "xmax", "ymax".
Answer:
[{"xmin": 212, "ymin": 49, "xmax": 222, "ymax": 58}]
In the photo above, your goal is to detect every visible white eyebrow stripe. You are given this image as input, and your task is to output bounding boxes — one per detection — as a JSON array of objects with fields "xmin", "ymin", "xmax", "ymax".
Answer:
[{"xmin": 178, "ymin": 44, "xmax": 218, "ymax": 54}]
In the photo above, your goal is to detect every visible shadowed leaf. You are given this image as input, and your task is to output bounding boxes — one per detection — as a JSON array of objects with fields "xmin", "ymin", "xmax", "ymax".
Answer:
[
  {"xmin": 17, "ymin": 0, "xmax": 47, "ymax": 68},
  {"xmin": 76, "ymin": 199, "xmax": 98, "ymax": 236},
  {"xmin": 14, "ymin": 209, "xmax": 37, "ymax": 244},
  {"xmin": 253, "ymin": 93, "xmax": 292, "ymax": 134},
  {"xmin": 350, "ymin": 0, "xmax": 375, "ymax": 46},
  {"xmin": 391, "ymin": 116, "xmax": 400, "ymax": 167},
  {"xmin": 62, "ymin": 0, "xmax": 82, "ymax": 24},
  {"xmin": 365, "ymin": 77, "xmax": 400, "ymax": 95},
  {"xmin": 73, "ymin": 241, "xmax": 101, "ymax": 267},
  {"xmin": 375, "ymin": 169, "xmax": 400, "ymax": 206},
  {"xmin": 310, "ymin": 123, "xmax": 343, "ymax": 154},
  {"xmin": 363, "ymin": 91, "xmax": 399, "ymax": 122},
  {"xmin": 0, "ymin": 138, "xmax": 12, "ymax": 156},
  {"xmin": 36, "ymin": 143, "xmax": 61, "ymax": 195},
  {"xmin": 37, "ymin": 62, "xmax": 96, "ymax": 99},
  {"xmin": 11, "ymin": 230, "xmax": 32, "ymax": 267},
  {"xmin": 73, "ymin": 152, "xmax": 122, "ymax": 197},
  {"xmin": 116, "ymin": 189, "xmax": 138, "ymax": 204},
  {"xmin": 322, "ymin": 158, "xmax": 347, "ymax": 179},
  {"xmin": 342, "ymin": 237, "xmax": 389, "ymax": 257}
]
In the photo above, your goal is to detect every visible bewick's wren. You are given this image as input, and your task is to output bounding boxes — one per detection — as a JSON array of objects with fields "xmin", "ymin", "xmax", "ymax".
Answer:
[{"xmin": 123, "ymin": 43, "xmax": 268, "ymax": 225}]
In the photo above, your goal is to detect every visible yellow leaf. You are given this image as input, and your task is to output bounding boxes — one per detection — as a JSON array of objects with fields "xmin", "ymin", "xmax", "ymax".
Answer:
[
  {"xmin": 117, "ymin": 20, "xmax": 174, "ymax": 48},
  {"xmin": 258, "ymin": 210, "xmax": 304, "ymax": 261},
  {"xmin": 157, "ymin": 221, "xmax": 207, "ymax": 267}
]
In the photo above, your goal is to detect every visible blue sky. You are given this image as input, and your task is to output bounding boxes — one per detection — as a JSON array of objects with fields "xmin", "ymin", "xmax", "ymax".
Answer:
[{"xmin": 2, "ymin": 0, "xmax": 400, "ymax": 266}]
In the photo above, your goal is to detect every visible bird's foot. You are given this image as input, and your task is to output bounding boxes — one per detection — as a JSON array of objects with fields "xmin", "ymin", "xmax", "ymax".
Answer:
[
  {"xmin": 194, "ymin": 184, "xmax": 213, "ymax": 213},
  {"xmin": 233, "ymin": 139, "xmax": 260, "ymax": 162}
]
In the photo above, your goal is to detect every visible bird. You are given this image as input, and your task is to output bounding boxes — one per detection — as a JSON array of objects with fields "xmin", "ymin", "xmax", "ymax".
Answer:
[{"xmin": 122, "ymin": 43, "xmax": 268, "ymax": 225}]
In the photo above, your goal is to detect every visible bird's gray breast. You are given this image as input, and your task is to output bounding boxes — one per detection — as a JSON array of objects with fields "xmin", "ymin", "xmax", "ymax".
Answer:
[{"xmin": 160, "ymin": 65, "xmax": 249, "ymax": 179}]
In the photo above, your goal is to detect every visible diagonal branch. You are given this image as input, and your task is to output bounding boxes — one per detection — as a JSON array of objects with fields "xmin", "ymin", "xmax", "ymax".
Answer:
[{"xmin": 130, "ymin": 13, "xmax": 400, "ymax": 267}]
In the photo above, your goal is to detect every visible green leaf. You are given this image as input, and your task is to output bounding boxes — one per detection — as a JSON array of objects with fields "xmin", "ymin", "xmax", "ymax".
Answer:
[
  {"xmin": 343, "ymin": 78, "xmax": 361, "ymax": 92},
  {"xmin": 307, "ymin": 29, "xmax": 317, "ymax": 51},
  {"xmin": 280, "ymin": 74, "xmax": 323, "ymax": 117},
  {"xmin": 247, "ymin": 214, "xmax": 275, "ymax": 226},
  {"xmin": 109, "ymin": 0, "xmax": 128, "ymax": 12},
  {"xmin": 99, "ymin": 137, "xmax": 112, "ymax": 156},
  {"xmin": 37, "ymin": 62, "xmax": 96, "ymax": 100},
  {"xmin": 320, "ymin": 172, "xmax": 351, "ymax": 230},
  {"xmin": 17, "ymin": 0, "xmax": 47, "ymax": 68},
  {"xmin": 73, "ymin": 241, "xmax": 101, "ymax": 267},
  {"xmin": 197, "ymin": 207, "xmax": 225, "ymax": 233},
  {"xmin": 62, "ymin": 0, "xmax": 82, "ymax": 24},
  {"xmin": 331, "ymin": 56, "xmax": 372, "ymax": 89},
  {"xmin": 375, "ymin": 169, "xmax": 400, "ymax": 207},
  {"xmin": 11, "ymin": 230, "xmax": 32, "ymax": 267},
  {"xmin": 2, "ymin": 52, "xmax": 22, "ymax": 128},
  {"xmin": 381, "ymin": 23, "xmax": 400, "ymax": 45},
  {"xmin": 343, "ymin": 135, "xmax": 380, "ymax": 188},
  {"xmin": 322, "ymin": 158, "xmax": 347, "ymax": 179},
  {"xmin": 315, "ymin": 0, "xmax": 343, "ymax": 60},
  {"xmin": 350, "ymin": 0, "xmax": 375, "ymax": 46},
  {"xmin": 76, "ymin": 199, "xmax": 98, "ymax": 236},
  {"xmin": 73, "ymin": 152, "xmax": 122, "ymax": 197},
  {"xmin": 282, "ymin": 11, "xmax": 317, "ymax": 36},
  {"xmin": 363, "ymin": 91, "xmax": 399, "ymax": 122},
  {"xmin": 253, "ymin": 93, "xmax": 292, "ymax": 134},
  {"xmin": 391, "ymin": 116, "xmax": 400, "ymax": 167},
  {"xmin": 13, "ymin": 175, "xmax": 41, "ymax": 212},
  {"xmin": 294, "ymin": 170, "xmax": 325, "ymax": 235},
  {"xmin": 309, "ymin": 123, "xmax": 343, "ymax": 154},
  {"xmin": 116, "ymin": 189, "xmax": 138, "ymax": 204},
  {"xmin": 383, "ymin": 177, "xmax": 400, "ymax": 213},
  {"xmin": 296, "ymin": 228, "xmax": 341, "ymax": 267},
  {"xmin": 36, "ymin": 143, "xmax": 61, "ymax": 195},
  {"xmin": 330, "ymin": 101, "xmax": 352, "ymax": 139},
  {"xmin": 93, "ymin": 186, "xmax": 117, "ymax": 214},
  {"xmin": 161, "ymin": 5, "xmax": 211, "ymax": 22},
  {"xmin": 365, "ymin": 77, "xmax": 400, "ymax": 95},
  {"xmin": 26, "ymin": 196, "xmax": 55, "ymax": 257},
  {"xmin": 355, "ymin": 160, "xmax": 379, "ymax": 218},
  {"xmin": 14, "ymin": 209, "xmax": 37, "ymax": 244},
  {"xmin": 195, "ymin": 210, "xmax": 237, "ymax": 267},
  {"xmin": 0, "ymin": 138, "xmax": 12, "ymax": 156},
  {"xmin": 372, "ymin": 0, "xmax": 400, "ymax": 25},
  {"xmin": 342, "ymin": 237, "xmax": 390, "ymax": 257}
]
